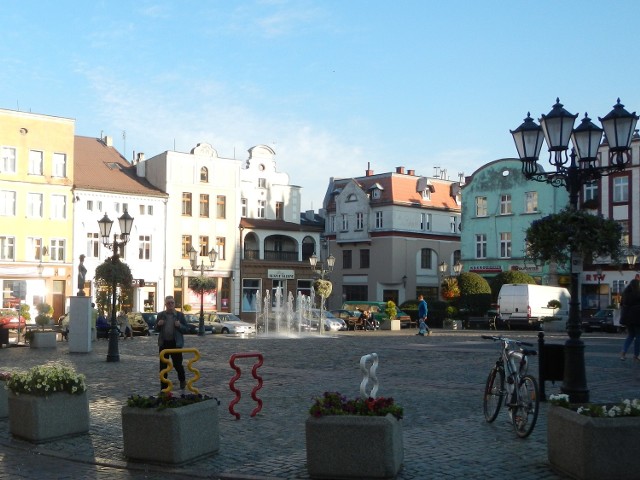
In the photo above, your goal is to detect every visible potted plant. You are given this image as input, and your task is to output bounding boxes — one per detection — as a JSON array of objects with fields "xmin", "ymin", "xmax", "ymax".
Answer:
[
  {"xmin": 122, "ymin": 391, "xmax": 220, "ymax": 464},
  {"xmin": 6, "ymin": 363, "xmax": 89, "ymax": 442},
  {"xmin": 547, "ymin": 393, "xmax": 640, "ymax": 480},
  {"xmin": 543, "ymin": 299, "xmax": 565, "ymax": 332},
  {"xmin": 27, "ymin": 303, "xmax": 57, "ymax": 348},
  {"xmin": 380, "ymin": 301, "xmax": 401, "ymax": 331},
  {"xmin": 305, "ymin": 391, "xmax": 404, "ymax": 479}
]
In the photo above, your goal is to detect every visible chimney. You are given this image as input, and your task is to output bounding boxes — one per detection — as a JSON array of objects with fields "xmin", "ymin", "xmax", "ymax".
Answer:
[
  {"xmin": 103, "ymin": 135, "xmax": 113, "ymax": 147},
  {"xmin": 365, "ymin": 161, "xmax": 373, "ymax": 177},
  {"xmin": 137, "ymin": 152, "xmax": 145, "ymax": 163},
  {"xmin": 396, "ymin": 166, "xmax": 405, "ymax": 174},
  {"xmin": 408, "ymin": 169, "xmax": 415, "ymax": 176}
]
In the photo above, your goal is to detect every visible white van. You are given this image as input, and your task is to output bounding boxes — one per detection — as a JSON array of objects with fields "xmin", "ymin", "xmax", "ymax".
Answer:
[{"xmin": 497, "ymin": 284, "xmax": 570, "ymax": 329}]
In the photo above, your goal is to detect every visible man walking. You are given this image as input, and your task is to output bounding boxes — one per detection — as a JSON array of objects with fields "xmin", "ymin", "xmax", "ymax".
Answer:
[
  {"xmin": 156, "ymin": 296, "xmax": 188, "ymax": 390},
  {"xmin": 417, "ymin": 295, "xmax": 431, "ymax": 336}
]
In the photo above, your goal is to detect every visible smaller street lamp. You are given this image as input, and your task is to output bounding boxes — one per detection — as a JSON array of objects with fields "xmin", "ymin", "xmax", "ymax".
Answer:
[
  {"xmin": 453, "ymin": 260, "xmax": 463, "ymax": 276},
  {"xmin": 595, "ymin": 265, "xmax": 603, "ymax": 311},
  {"xmin": 188, "ymin": 246, "xmax": 218, "ymax": 336},
  {"xmin": 97, "ymin": 210, "xmax": 134, "ymax": 363},
  {"xmin": 309, "ymin": 253, "xmax": 335, "ymax": 334}
]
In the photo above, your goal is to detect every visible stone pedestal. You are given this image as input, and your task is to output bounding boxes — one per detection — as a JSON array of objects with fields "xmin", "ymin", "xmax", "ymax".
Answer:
[
  {"xmin": 380, "ymin": 319, "xmax": 401, "ymax": 331},
  {"xmin": 69, "ymin": 296, "xmax": 92, "ymax": 353},
  {"xmin": 30, "ymin": 331, "xmax": 57, "ymax": 348}
]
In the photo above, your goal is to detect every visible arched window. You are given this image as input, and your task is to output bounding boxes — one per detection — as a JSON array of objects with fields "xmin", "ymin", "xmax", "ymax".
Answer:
[
  {"xmin": 200, "ymin": 167, "xmax": 208, "ymax": 182},
  {"xmin": 420, "ymin": 248, "xmax": 434, "ymax": 269}
]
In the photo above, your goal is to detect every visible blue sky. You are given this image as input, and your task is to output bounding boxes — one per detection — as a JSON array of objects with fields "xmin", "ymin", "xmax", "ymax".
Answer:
[{"xmin": 2, "ymin": 1, "xmax": 640, "ymax": 209}]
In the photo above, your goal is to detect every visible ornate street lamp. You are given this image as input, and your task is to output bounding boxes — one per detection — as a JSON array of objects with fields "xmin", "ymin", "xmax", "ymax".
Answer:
[
  {"xmin": 309, "ymin": 253, "xmax": 335, "ymax": 334},
  {"xmin": 453, "ymin": 260, "xmax": 463, "ymax": 276},
  {"xmin": 511, "ymin": 99, "xmax": 638, "ymax": 402},
  {"xmin": 189, "ymin": 246, "xmax": 217, "ymax": 336},
  {"xmin": 98, "ymin": 210, "xmax": 134, "ymax": 363}
]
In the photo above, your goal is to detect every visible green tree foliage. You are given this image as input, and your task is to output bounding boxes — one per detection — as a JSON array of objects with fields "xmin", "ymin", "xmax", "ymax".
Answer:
[
  {"xmin": 456, "ymin": 272, "xmax": 492, "ymax": 315},
  {"xmin": 526, "ymin": 208, "xmax": 623, "ymax": 266},
  {"xmin": 189, "ymin": 276, "xmax": 216, "ymax": 295},
  {"xmin": 489, "ymin": 270, "xmax": 537, "ymax": 300}
]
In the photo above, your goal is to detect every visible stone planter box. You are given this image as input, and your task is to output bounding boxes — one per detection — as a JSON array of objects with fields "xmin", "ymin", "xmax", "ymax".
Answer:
[
  {"xmin": 543, "ymin": 320, "xmax": 566, "ymax": 332},
  {"xmin": 8, "ymin": 391, "xmax": 90, "ymax": 442},
  {"xmin": 0, "ymin": 381, "xmax": 7, "ymax": 418},
  {"xmin": 29, "ymin": 331, "xmax": 57, "ymax": 348},
  {"xmin": 122, "ymin": 399, "xmax": 219, "ymax": 465},
  {"xmin": 548, "ymin": 404, "xmax": 640, "ymax": 480},
  {"xmin": 380, "ymin": 319, "xmax": 401, "ymax": 331},
  {"xmin": 306, "ymin": 413, "xmax": 403, "ymax": 479}
]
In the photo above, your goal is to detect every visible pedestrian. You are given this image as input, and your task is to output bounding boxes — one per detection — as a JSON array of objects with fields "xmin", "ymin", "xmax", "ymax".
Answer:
[
  {"xmin": 117, "ymin": 310, "xmax": 133, "ymax": 339},
  {"xmin": 417, "ymin": 294, "xmax": 431, "ymax": 336},
  {"xmin": 620, "ymin": 279, "xmax": 640, "ymax": 361},
  {"xmin": 156, "ymin": 296, "xmax": 188, "ymax": 390}
]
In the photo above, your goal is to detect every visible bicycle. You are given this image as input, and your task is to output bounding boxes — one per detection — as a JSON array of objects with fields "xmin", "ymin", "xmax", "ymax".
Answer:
[{"xmin": 481, "ymin": 335, "xmax": 540, "ymax": 438}]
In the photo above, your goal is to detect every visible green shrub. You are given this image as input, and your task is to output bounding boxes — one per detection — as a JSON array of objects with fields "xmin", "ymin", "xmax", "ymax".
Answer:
[
  {"xmin": 456, "ymin": 272, "xmax": 492, "ymax": 316},
  {"xmin": 489, "ymin": 271, "xmax": 536, "ymax": 300}
]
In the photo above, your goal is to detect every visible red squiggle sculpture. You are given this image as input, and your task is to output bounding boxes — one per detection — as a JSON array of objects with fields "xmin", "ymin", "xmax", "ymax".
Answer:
[{"xmin": 229, "ymin": 352, "xmax": 264, "ymax": 420}]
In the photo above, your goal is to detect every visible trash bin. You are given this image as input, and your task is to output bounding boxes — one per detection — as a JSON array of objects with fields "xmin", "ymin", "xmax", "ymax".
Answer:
[{"xmin": 0, "ymin": 328, "xmax": 9, "ymax": 346}]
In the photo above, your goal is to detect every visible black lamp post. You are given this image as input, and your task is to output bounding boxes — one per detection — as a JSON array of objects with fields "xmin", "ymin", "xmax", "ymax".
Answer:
[
  {"xmin": 98, "ymin": 210, "xmax": 134, "ymax": 363},
  {"xmin": 511, "ymin": 98, "xmax": 638, "ymax": 403},
  {"xmin": 188, "ymin": 246, "xmax": 217, "ymax": 336},
  {"xmin": 309, "ymin": 253, "xmax": 335, "ymax": 334},
  {"xmin": 595, "ymin": 265, "xmax": 603, "ymax": 311}
]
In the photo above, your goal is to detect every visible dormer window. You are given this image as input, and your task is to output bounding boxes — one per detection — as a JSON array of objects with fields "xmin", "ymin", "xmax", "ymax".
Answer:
[
  {"xmin": 372, "ymin": 189, "xmax": 380, "ymax": 199},
  {"xmin": 422, "ymin": 189, "xmax": 431, "ymax": 200}
]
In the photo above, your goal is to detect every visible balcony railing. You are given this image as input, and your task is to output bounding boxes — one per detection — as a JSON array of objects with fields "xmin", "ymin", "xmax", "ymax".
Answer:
[{"xmin": 244, "ymin": 249, "xmax": 300, "ymax": 262}]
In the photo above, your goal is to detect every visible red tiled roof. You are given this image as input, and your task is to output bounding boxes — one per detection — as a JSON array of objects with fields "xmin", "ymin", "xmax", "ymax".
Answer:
[{"xmin": 73, "ymin": 136, "xmax": 166, "ymax": 197}]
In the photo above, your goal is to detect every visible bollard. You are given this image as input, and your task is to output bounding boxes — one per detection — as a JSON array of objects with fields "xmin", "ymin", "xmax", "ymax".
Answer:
[
  {"xmin": 229, "ymin": 352, "xmax": 264, "ymax": 419},
  {"xmin": 159, "ymin": 347, "xmax": 201, "ymax": 394},
  {"xmin": 359, "ymin": 353, "xmax": 379, "ymax": 399}
]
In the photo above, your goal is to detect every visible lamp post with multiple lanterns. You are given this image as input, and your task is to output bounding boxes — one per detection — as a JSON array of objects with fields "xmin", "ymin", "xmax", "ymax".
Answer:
[
  {"xmin": 309, "ymin": 253, "xmax": 335, "ymax": 334},
  {"xmin": 98, "ymin": 210, "xmax": 134, "ymax": 363},
  {"xmin": 511, "ymin": 98, "xmax": 638, "ymax": 402},
  {"xmin": 188, "ymin": 246, "xmax": 218, "ymax": 336}
]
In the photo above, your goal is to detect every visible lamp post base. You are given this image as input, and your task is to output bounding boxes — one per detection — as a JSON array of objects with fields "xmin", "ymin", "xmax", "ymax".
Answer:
[
  {"xmin": 106, "ymin": 326, "xmax": 120, "ymax": 362},
  {"xmin": 560, "ymin": 338, "xmax": 589, "ymax": 403}
]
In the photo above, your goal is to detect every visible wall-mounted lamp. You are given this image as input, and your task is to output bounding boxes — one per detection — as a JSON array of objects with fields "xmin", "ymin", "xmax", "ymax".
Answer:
[{"xmin": 402, "ymin": 275, "xmax": 407, "ymax": 288}]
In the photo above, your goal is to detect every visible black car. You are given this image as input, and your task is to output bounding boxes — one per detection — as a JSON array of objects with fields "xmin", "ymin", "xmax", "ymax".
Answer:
[{"xmin": 184, "ymin": 313, "xmax": 212, "ymax": 334}]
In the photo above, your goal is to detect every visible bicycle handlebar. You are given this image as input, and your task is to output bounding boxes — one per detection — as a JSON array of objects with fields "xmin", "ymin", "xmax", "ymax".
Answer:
[{"xmin": 481, "ymin": 334, "xmax": 534, "ymax": 347}]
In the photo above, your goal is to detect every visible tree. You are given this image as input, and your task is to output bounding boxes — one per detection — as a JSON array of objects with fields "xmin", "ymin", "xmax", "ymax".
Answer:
[
  {"xmin": 189, "ymin": 276, "xmax": 217, "ymax": 298},
  {"xmin": 456, "ymin": 272, "xmax": 492, "ymax": 315},
  {"xmin": 526, "ymin": 208, "xmax": 623, "ymax": 267},
  {"xmin": 441, "ymin": 277, "xmax": 461, "ymax": 300},
  {"xmin": 489, "ymin": 270, "xmax": 536, "ymax": 301}
]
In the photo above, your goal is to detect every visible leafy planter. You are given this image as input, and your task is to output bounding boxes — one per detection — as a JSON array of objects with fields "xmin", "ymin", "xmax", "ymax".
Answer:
[
  {"xmin": 306, "ymin": 413, "xmax": 403, "ymax": 479},
  {"xmin": 8, "ymin": 391, "xmax": 90, "ymax": 442},
  {"xmin": 122, "ymin": 398, "xmax": 220, "ymax": 465},
  {"xmin": 380, "ymin": 319, "xmax": 401, "ymax": 331},
  {"xmin": 548, "ymin": 405, "xmax": 640, "ymax": 480},
  {"xmin": 29, "ymin": 331, "xmax": 57, "ymax": 348},
  {"xmin": 0, "ymin": 381, "xmax": 7, "ymax": 418}
]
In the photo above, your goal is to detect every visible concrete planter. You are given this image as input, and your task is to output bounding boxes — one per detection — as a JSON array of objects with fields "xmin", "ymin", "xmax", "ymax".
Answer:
[
  {"xmin": 306, "ymin": 413, "xmax": 403, "ymax": 479},
  {"xmin": 8, "ymin": 391, "xmax": 90, "ymax": 442},
  {"xmin": 0, "ymin": 381, "xmax": 7, "ymax": 418},
  {"xmin": 122, "ymin": 399, "xmax": 219, "ymax": 465},
  {"xmin": 543, "ymin": 320, "xmax": 566, "ymax": 332},
  {"xmin": 29, "ymin": 331, "xmax": 57, "ymax": 348},
  {"xmin": 548, "ymin": 405, "xmax": 640, "ymax": 480},
  {"xmin": 380, "ymin": 319, "xmax": 401, "ymax": 331}
]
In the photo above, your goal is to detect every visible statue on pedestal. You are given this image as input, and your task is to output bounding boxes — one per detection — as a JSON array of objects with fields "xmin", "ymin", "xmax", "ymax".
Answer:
[{"xmin": 77, "ymin": 254, "xmax": 87, "ymax": 296}]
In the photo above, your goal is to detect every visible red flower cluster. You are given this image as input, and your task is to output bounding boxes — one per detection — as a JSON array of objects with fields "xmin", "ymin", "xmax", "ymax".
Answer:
[{"xmin": 309, "ymin": 391, "xmax": 403, "ymax": 420}]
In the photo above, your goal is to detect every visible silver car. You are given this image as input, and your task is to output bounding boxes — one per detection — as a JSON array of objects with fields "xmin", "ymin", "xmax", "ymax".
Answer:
[
  {"xmin": 306, "ymin": 309, "xmax": 347, "ymax": 332},
  {"xmin": 207, "ymin": 313, "xmax": 256, "ymax": 335}
]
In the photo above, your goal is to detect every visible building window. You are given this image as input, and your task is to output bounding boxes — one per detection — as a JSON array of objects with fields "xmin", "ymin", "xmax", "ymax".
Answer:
[
  {"xmin": 421, "ymin": 213, "xmax": 431, "ymax": 231},
  {"xmin": 372, "ymin": 189, "xmax": 381, "ymax": 199},
  {"xmin": 51, "ymin": 194, "xmax": 66, "ymax": 219},
  {"xmin": 139, "ymin": 204, "xmax": 145, "ymax": 215},
  {"xmin": 584, "ymin": 181, "xmax": 598, "ymax": 202},
  {"xmin": 27, "ymin": 193, "xmax": 43, "ymax": 218},
  {"xmin": 420, "ymin": 248, "xmax": 433, "ymax": 269},
  {"xmin": 241, "ymin": 198, "xmax": 247, "ymax": 217},
  {"xmin": 257, "ymin": 200, "xmax": 265, "ymax": 218},
  {"xmin": 199, "ymin": 236, "xmax": 209, "ymax": 257},
  {"xmin": 360, "ymin": 249, "xmax": 370, "ymax": 269},
  {"xmin": 87, "ymin": 233, "xmax": 100, "ymax": 258},
  {"xmin": 28, "ymin": 150, "xmax": 43, "ymax": 175},
  {"xmin": 500, "ymin": 232, "xmax": 512, "ymax": 258},
  {"xmin": 329, "ymin": 215, "xmax": 336, "ymax": 232},
  {"xmin": 200, "ymin": 194, "xmax": 209, "ymax": 217},
  {"xmin": 275, "ymin": 201, "xmax": 284, "ymax": 220},
  {"xmin": 181, "ymin": 235, "xmax": 192, "ymax": 258},
  {"xmin": 341, "ymin": 214, "xmax": 348, "ymax": 231},
  {"xmin": 343, "ymin": 250, "xmax": 352, "ymax": 269},
  {"xmin": 52, "ymin": 153, "xmax": 67, "ymax": 177},
  {"xmin": 114, "ymin": 202, "xmax": 120, "ymax": 213},
  {"xmin": 346, "ymin": 193, "xmax": 357, "ymax": 202},
  {"xmin": 0, "ymin": 190, "xmax": 16, "ymax": 216},
  {"xmin": 200, "ymin": 167, "xmax": 208, "ymax": 182},
  {"xmin": 242, "ymin": 279, "xmax": 261, "ymax": 312},
  {"xmin": 450, "ymin": 216, "xmax": 457, "ymax": 233},
  {"xmin": 422, "ymin": 188, "xmax": 431, "ymax": 200},
  {"xmin": 356, "ymin": 212, "xmax": 364, "ymax": 230},
  {"xmin": 524, "ymin": 191, "xmax": 538, "ymax": 213},
  {"xmin": 0, "ymin": 236, "xmax": 15, "ymax": 260},
  {"xmin": 297, "ymin": 279, "xmax": 312, "ymax": 298},
  {"xmin": 87, "ymin": 200, "xmax": 94, "ymax": 211},
  {"xmin": 258, "ymin": 178, "xmax": 266, "ymax": 188},
  {"xmin": 500, "ymin": 194, "xmax": 512, "ymax": 215},
  {"xmin": 139, "ymin": 235, "xmax": 151, "ymax": 260},
  {"xmin": 50, "ymin": 238, "xmax": 65, "ymax": 262},
  {"xmin": 613, "ymin": 176, "xmax": 629, "ymax": 203},
  {"xmin": 26, "ymin": 237, "xmax": 43, "ymax": 261},
  {"xmin": 147, "ymin": 205, "xmax": 153, "ymax": 215},
  {"xmin": 375, "ymin": 211, "xmax": 383, "ymax": 228},
  {"xmin": 476, "ymin": 196, "xmax": 487, "ymax": 217},
  {"xmin": 0, "ymin": 147, "xmax": 17, "ymax": 173},
  {"xmin": 476, "ymin": 234, "xmax": 487, "ymax": 259},
  {"xmin": 182, "ymin": 193, "xmax": 192, "ymax": 216},
  {"xmin": 216, "ymin": 237, "xmax": 226, "ymax": 260},
  {"xmin": 216, "ymin": 195, "xmax": 226, "ymax": 219}
]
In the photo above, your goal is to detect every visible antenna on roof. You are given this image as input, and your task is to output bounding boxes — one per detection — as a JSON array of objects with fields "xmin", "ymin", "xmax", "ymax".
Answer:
[
  {"xmin": 122, "ymin": 131, "xmax": 126, "ymax": 159},
  {"xmin": 458, "ymin": 172, "xmax": 464, "ymax": 183},
  {"xmin": 433, "ymin": 166, "xmax": 440, "ymax": 178}
]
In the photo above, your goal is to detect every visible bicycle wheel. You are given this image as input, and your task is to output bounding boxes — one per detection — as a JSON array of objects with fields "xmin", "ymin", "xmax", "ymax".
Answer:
[
  {"xmin": 483, "ymin": 366, "xmax": 504, "ymax": 423},
  {"xmin": 512, "ymin": 374, "xmax": 539, "ymax": 438}
]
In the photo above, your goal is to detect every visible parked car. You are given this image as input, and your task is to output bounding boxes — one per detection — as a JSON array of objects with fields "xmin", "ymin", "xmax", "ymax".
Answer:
[
  {"xmin": 183, "ymin": 313, "xmax": 212, "ymax": 334},
  {"xmin": 0, "ymin": 308, "xmax": 26, "ymax": 331},
  {"xmin": 127, "ymin": 312, "xmax": 157, "ymax": 332},
  {"xmin": 305, "ymin": 309, "xmax": 347, "ymax": 332},
  {"xmin": 128, "ymin": 315, "xmax": 150, "ymax": 336},
  {"xmin": 206, "ymin": 312, "xmax": 256, "ymax": 334},
  {"xmin": 582, "ymin": 308, "xmax": 624, "ymax": 333}
]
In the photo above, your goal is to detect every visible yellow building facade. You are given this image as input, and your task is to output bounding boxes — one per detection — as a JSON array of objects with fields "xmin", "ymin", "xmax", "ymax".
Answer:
[{"xmin": 0, "ymin": 109, "xmax": 75, "ymax": 320}]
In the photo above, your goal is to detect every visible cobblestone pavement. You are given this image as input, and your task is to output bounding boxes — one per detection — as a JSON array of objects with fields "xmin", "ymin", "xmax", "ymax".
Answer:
[{"xmin": 0, "ymin": 328, "xmax": 638, "ymax": 479}]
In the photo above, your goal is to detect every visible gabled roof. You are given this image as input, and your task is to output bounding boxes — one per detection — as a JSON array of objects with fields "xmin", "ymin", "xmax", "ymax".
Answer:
[{"xmin": 73, "ymin": 136, "xmax": 166, "ymax": 197}]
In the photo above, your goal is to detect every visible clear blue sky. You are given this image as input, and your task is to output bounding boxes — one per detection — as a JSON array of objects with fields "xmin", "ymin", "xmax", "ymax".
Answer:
[{"xmin": 2, "ymin": 1, "xmax": 640, "ymax": 209}]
